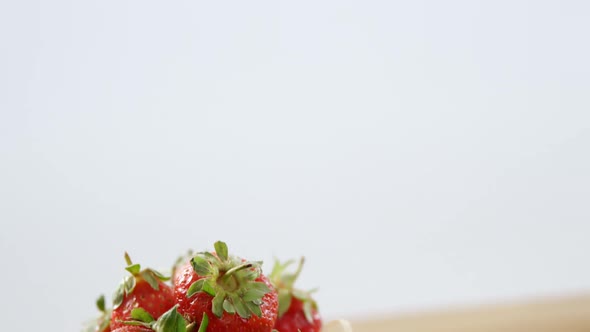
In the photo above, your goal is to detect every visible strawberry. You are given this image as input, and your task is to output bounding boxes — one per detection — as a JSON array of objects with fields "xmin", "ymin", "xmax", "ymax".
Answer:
[
  {"xmin": 173, "ymin": 241, "xmax": 279, "ymax": 332},
  {"xmin": 112, "ymin": 305, "xmax": 209, "ymax": 332},
  {"xmin": 110, "ymin": 253, "xmax": 176, "ymax": 330},
  {"xmin": 171, "ymin": 250, "xmax": 194, "ymax": 284},
  {"xmin": 83, "ymin": 294, "xmax": 111, "ymax": 332},
  {"xmin": 270, "ymin": 258, "xmax": 322, "ymax": 332}
]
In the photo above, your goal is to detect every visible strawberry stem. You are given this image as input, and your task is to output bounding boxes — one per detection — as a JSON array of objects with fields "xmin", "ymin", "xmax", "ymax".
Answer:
[
  {"xmin": 124, "ymin": 252, "xmax": 133, "ymax": 266},
  {"xmin": 224, "ymin": 263, "xmax": 253, "ymax": 278}
]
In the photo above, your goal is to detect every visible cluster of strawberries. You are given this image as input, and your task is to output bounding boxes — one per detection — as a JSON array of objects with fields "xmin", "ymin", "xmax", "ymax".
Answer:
[{"xmin": 85, "ymin": 241, "xmax": 321, "ymax": 332}]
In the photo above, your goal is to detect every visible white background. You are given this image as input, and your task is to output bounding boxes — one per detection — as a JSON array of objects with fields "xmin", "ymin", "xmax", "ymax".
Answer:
[{"xmin": 1, "ymin": 0, "xmax": 589, "ymax": 331}]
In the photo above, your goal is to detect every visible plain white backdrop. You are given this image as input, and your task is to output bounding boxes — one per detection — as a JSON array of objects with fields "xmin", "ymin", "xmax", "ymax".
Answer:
[{"xmin": 1, "ymin": 0, "xmax": 589, "ymax": 330}]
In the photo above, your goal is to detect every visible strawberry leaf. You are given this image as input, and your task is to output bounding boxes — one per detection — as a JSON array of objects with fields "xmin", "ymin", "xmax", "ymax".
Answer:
[
  {"xmin": 278, "ymin": 289, "xmax": 292, "ymax": 317},
  {"xmin": 242, "ymin": 284, "xmax": 268, "ymax": 302},
  {"xmin": 197, "ymin": 313, "xmax": 209, "ymax": 332},
  {"xmin": 231, "ymin": 295, "xmax": 251, "ymax": 319},
  {"xmin": 247, "ymin": 282, "xmax": 270, "ymax": 296},
  {"xmin": 141, "ymin": 270, "xmax": 160, "ymax": 291},
  {"xmin": 187, "ymin": 279, "xmax": 205, "ymax": 298},
  {"xmin": 270, "ymin": 259, "xmax": 295, "ymax": 283},
  {"xmin": 153, "ymin": 306, "xmax": 186, "ymax": 332},
  {"xmin": 202, "ymin": 252, "xmax": 218, "ymax": 262},
  {"xmin": 96, "ymin": 295, "xmax": 106, "ymax": 312},
  {"xmin": 191, "ymin": 256, "xmax": 212, "ymax": 276},
  {"xmin": 240, "ymin": 269, "xmax": 258, "ymax": 281},
  {"xmin": 246, "ymin": 301, "xmax": 262, "ymax": 317},
  {"xmin": 202, "ymin": 279, "xmax": 216, "ymax": 296},
  {"xmin": 131, "ymin": 308, "xmax": 155, "ymax": 323},
  {"xmin": 151, "ymin": 269, "xmax": 171, "ymax": 281},
  {"xmin": 123, "ymin": 321, "xmax": 151, "ymax": 327},
  {"xmin": 222, "ymin": 299, "xmax": 235, "ymax": 313},
  {"xmin": 113, "ymin": 283, "xmax": 125, "ymax": 309},
  {"xmin": 303, "ymin": 300, "xmax": 313, "ymax": 323},
  {"xmin": 292, "ymin": 288, "xmax": 309, "ymax": 300},
  {"xmin": 214, "ymin": 241, "xmax": 229, "ymax": 261},
  {"xmin": 126, "ymin": 263, "xmax": 141, "ymax": 275},
  {"xmin": 212, "ymin": 291, "xmax": 225, "ymax": 317},
  {"xmin": 124, "ymin": 275, "xmax": 136, "ymax": 295}
]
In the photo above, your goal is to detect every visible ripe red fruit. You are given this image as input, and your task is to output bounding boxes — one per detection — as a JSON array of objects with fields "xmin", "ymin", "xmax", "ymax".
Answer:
[
  {"xmin": 110, "ymin": 253, "xmax": 175, "ymax": 330},
  {"xmin": 270, "ymin": 258, "xmax": 322, "ymax": 332},
  {"xmin": 111, "ymin": 305, "xmax": 201, "ymax": 332},
  {"xmin": 174, "ymin": 241, "xmax": 279, "ymax": 332},
  {"xmin": 171, "ymin": 250, "xmax": 194, "ymax": 285},
  {"xmin": 274, "ymin": 297, "xmax": 322, "ymax": 332}
]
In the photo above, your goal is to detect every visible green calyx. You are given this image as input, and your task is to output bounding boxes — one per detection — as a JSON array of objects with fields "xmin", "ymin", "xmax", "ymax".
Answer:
[
  {"xmin": 270, "ymin": 257, "xmax": 319, "ymax": 322},
  {"xmin": 82, "ymin": 294, "xmax": 111, "ymax": 332},
  {"xmin": 112, "ymin": 252, "xmax": 171, "ymax": 309},
  {"xmin": 122, "ymin": 305, "xmax": 209, "ymax": 332},
  {"xmin": 186, "ymin": 241, "xmax": 271, "ymax": 319}
]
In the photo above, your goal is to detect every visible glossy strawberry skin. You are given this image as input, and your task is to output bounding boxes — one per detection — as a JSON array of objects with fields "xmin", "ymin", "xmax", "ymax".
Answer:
[
  {"xmin": 274, "ymin": 297, "xmax": 322, "ymax": 332},
  {"xmin": 111, "ymin": 279, "xmax": 175, "ymax": 329},
  {"xmin": 173, "ymin": 261, "xmax": 279, "ymax": 332}
]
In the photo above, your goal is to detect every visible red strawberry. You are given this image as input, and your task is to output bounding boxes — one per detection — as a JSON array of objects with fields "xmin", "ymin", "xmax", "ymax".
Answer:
[
  {"xmin": 174, "ymin": 241, "xmax": 279, "ymax": 332},
  {"xmin": 111, "ymin": 305, "xmax": 207, "ymax": 332},
  {"xmin": 171, "ymin": 250, "xmax": 194, "ymax": 284},
  {"xmin": 110, "ymin": 253, "xmax": 175, "ymax": 330},
  {"xmin": 270, "ymin": 258, "xmax": 322, "ymax": 332},
  {"xmin": 83, "ymin": 294, "xmax": 111, "ymax": 332}
]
